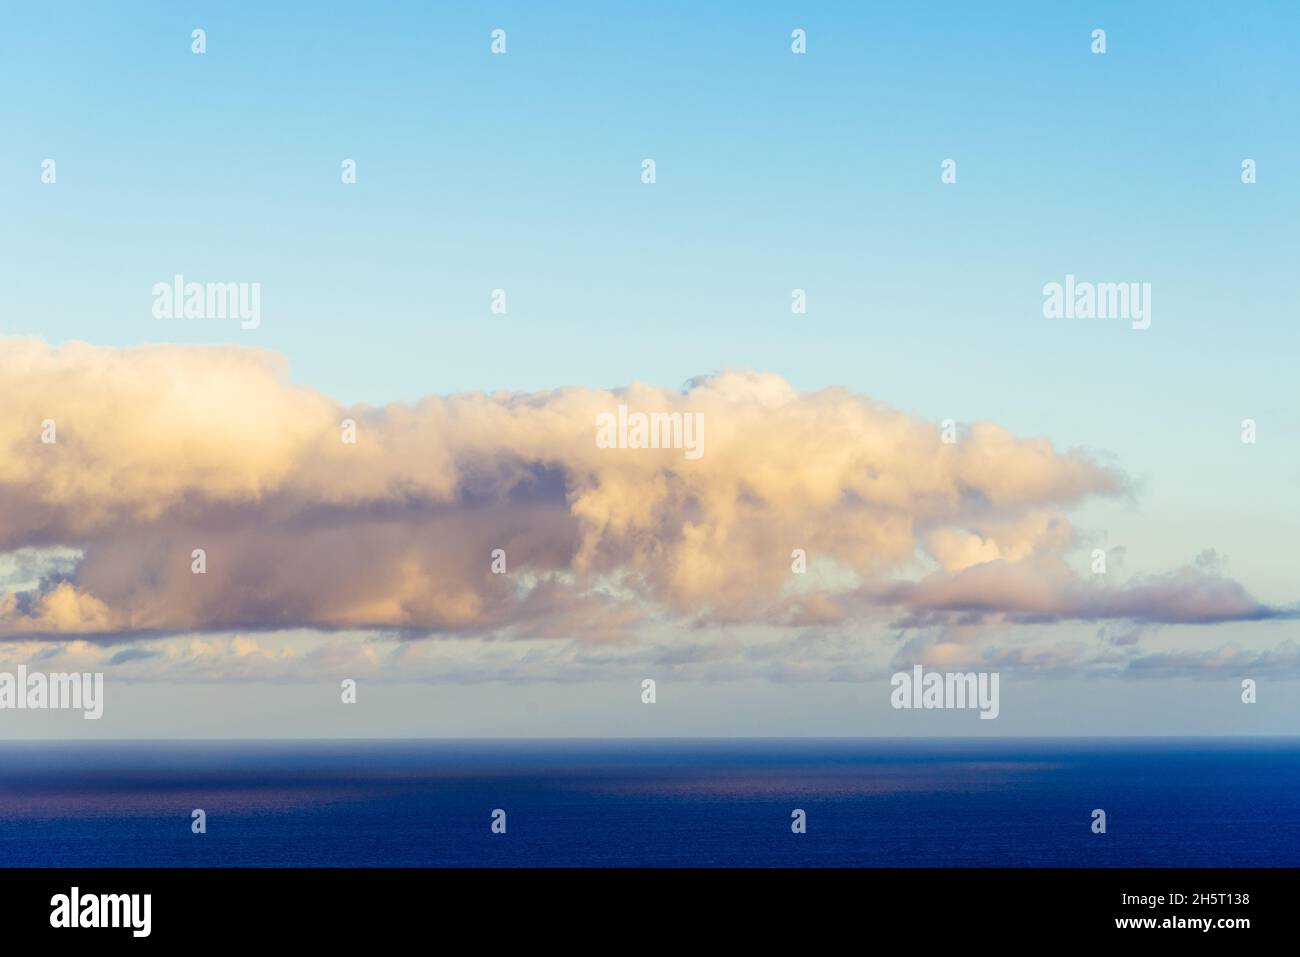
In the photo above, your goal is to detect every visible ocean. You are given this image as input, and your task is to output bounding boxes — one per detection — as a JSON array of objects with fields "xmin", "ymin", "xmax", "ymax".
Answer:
[{"xmin": 0, "ymin": 738, "xmax": 1296, "ymax": 867}]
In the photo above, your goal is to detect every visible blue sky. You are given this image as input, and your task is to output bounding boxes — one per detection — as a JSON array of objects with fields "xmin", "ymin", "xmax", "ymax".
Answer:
[{"xmin": 1, "ymin": 2, "xmax": 1298, "ymax": 735}]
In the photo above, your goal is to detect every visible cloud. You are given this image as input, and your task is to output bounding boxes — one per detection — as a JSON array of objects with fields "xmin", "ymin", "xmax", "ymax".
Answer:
[
  {"xmin": 1123, "ymin": 641, "xmax": 1300, "ymax": 678},
  {"xmin": 885, "ymin": 557, "xmax": 1281, "ymax": 626},
  {"xmin": 0, "ymin": 336, "xmax": 1279, "ymax": 644}
]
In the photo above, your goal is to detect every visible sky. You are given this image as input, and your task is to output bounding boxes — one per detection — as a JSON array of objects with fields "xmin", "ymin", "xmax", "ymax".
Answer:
[{"xmin": 1, "ymin": 2, "xmax": 1298, "ymax": 737}]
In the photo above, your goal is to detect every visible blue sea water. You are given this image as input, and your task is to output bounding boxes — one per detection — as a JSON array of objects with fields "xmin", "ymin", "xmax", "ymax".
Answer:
[{"xmin": 0, "ymin": 739, "xmax": 1295, "ymax": 867}]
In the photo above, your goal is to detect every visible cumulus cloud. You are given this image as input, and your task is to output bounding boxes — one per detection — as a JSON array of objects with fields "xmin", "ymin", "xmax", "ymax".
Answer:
[{"xmin": 0, "ymin": 337, "xmax": 1280, "ymax": 644}]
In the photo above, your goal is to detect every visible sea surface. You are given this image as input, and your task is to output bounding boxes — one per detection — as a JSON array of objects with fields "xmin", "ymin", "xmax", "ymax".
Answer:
[{"xmin": 0, "ymin": 738, "xmax": 1295, "ymax": 867}]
